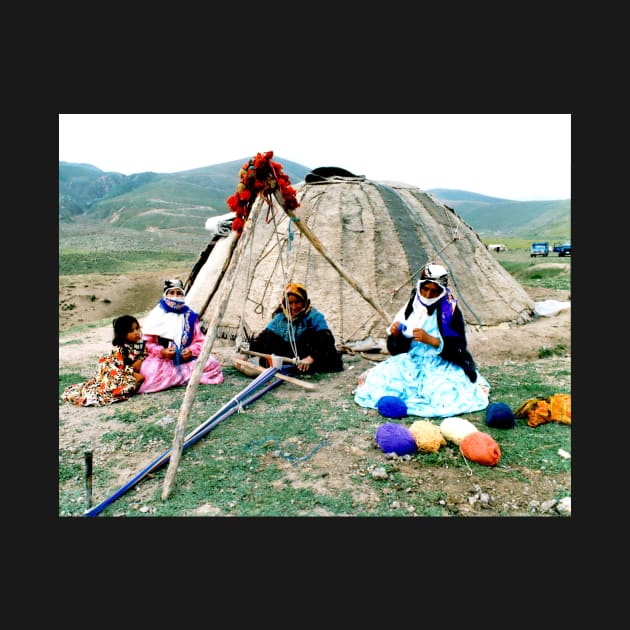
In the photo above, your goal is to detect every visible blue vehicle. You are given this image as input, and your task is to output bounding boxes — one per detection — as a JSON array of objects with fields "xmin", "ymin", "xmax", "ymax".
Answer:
[
  {"xmin": 553, "ymin": 241, "xmax": 571, "ymax": 257},
  {"xmin": 530, "ymin": 242, "xmax": 549, "ymax": 257}
]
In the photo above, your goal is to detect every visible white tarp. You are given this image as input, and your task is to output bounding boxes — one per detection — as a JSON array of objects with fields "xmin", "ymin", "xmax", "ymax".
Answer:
[{"xmin": 534, "ymin": 300, "xmax": 571, "ymax": 317}]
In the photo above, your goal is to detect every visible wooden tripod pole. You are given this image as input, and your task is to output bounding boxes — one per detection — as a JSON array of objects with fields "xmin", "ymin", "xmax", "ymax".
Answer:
[
  {"xmin": 274, "ymin": 189, "xmax": 391, "ymax": 325},
  {"xmin": 238, "ymin": 348, "xmax": 301, "ymax": 366},
  {"xmin": 161, "ymin": 210, "xmax": 259, "ymax": 501},
  {"xmin": 233, "ymin": 359, "xmax": 317, "ymax": 391}
]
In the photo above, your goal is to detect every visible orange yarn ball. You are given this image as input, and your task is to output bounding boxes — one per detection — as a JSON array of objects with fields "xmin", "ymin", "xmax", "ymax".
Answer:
[{"xmin": 459, "ymin": 431, "xmax": 501, "ymax": 466}]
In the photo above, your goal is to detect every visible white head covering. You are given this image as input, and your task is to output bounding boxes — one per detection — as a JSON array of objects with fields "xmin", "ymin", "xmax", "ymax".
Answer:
[
  {"xmin": 387, "ymin": 263, "xmax": 449, "ymax": 336},
  {"xmin": 163, "ymin": 278, "xmax": 185, "ymax": 298},
  {"xmin": 417, "ymin": 263, "xmax": 447, "ymax": 306},
  {"xmin": 141, "ymin": 279, "xmax": 192, "ymax": 349},
  {"xmin": 142, "ymin": 305, "xmax": 186, "ymax": 347},
  {"xmin": 416, "ymin": 287, "xmax": 445, "ymax": 307},
  {"xmin": 420, "ymin": 263, "xmax": 449, "ymax": 287}
]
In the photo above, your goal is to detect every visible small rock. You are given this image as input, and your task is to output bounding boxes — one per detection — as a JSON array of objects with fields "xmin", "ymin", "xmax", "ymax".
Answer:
[
  {"xmin": 555, "ymin": 496, "xmax": 571, "ymax": 516},
  {"xmin": 371, "ymin": 467, "xmax": 388, "ymax": 479}
]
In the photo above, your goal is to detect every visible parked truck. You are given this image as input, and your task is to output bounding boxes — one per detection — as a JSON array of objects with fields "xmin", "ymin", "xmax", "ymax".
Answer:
[
  {"xmin": 553, "ymin": 241, "xmax": 571, "ymax": 257},
  {"xmin": 530, "ymin": 242, "xmax": 550, "ymax": 257}
]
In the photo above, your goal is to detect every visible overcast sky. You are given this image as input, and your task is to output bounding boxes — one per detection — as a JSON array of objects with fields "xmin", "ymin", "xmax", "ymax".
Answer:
[{"xmin": 59, "ymin": 114, "xmax": 571, "ymax": 201}]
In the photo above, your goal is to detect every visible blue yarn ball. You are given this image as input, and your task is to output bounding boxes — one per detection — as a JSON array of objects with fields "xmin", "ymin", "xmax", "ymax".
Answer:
[
  {"xmin": 377, "ymin": 395, "xmax": 408, "ymax": 419},
  {"xmin": 375, "ymin": 422, "xmax": 417, "ymax": 455},
  {"xmin": 485, "ymin": 402, "xmax": 515, "ymax": 429}
]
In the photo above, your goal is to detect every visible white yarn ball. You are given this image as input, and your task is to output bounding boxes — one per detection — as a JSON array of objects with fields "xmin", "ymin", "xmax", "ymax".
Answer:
[{"xmin": 439, "ymin": 417, "xmax": 478, "ymax": 445}]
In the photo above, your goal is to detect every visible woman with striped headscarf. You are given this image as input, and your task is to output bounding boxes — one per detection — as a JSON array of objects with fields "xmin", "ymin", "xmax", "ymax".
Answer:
[{"xmin": 248, "ymin": 282, "xmax": 343, "ymax": 374}]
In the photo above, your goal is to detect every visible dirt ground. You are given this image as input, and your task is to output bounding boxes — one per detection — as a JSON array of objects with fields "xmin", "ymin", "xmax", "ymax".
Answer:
[{"xmin": 59, "ymin": 268, "xmax": 571, "ymax": 517}]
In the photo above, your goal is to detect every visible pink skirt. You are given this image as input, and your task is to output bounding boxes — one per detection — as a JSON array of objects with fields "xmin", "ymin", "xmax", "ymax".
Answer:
[{"xmin": 138, "ymin": 354, "xmax": 223, "ymax": 394}]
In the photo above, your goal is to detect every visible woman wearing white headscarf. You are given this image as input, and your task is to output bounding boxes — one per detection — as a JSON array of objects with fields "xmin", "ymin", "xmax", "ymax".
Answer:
[
  {"xmin": 354, "ymin": 263, "xmax": 490, "ymax": 417},
  {"xmin": 138, "ymin": 279, "xmax": 223, "ymax": 393}
]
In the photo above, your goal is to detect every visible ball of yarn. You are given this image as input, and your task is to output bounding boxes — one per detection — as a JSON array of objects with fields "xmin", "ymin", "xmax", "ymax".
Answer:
[
  {"xmin": 440, "ymin": 416, "xmax": 479, "ymax": 445},
  {"xmin": 485, "ymin": 402, "xmax": 515, "ymax": 429},
  {"xmin": 408, "ymin": 420, "xmax": 446, "ymax": 453},
  {"xmin": 377, "ymin": 395, "xmax": 408, "ymax": 419},
  {"xmin": 375, "ymin": 422, "xmax": 417, "ymax": 455},
  {"xmin": 459, "ymin": 431, "xmax": 501, "ymax": 466}
]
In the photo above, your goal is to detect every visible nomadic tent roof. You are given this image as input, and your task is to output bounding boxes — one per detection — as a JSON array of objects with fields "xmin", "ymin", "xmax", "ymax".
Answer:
[{"xmin": 185, "ymin": 166, "xmax": 535, "ymax": 348}]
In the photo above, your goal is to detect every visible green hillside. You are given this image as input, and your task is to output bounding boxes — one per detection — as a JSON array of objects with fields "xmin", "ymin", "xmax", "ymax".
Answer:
[
  {"xmin": 428, "ymin": 189, "xmax": 571, "ymax": 240},
  {"xmin": 59, "ymin": 158, "xmax": 310, "ymax": 237},
  {"xmin": 59, "ymin": 162, "xmax": 570, "ymax": 241}
]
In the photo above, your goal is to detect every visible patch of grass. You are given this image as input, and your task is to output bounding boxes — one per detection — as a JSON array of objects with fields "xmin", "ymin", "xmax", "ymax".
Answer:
[
  {"xmin": 538, "ymin": 344, "xmax": 569, "ymax": 358},
  {"xmin": 59, "ymin": 373, "xmax": 86, "ymax": 396},
  {"xmin": 59, "ymin": 251, "xmax": 198, "ymax": 275},
  {"xmin": 498, "ymin": 260, "xmax": 571, "ymax": 292},
  {"xmin": 58, "ymin": 457, "xmax": 82, "ymax": 483},
  {"xmin": 60, "ymin": 357, "xmax": 571, "ymax": 517}
]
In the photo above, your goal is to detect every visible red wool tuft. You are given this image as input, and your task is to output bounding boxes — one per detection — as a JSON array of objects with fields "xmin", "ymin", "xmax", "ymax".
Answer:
[{"xmin": 224, "ymin": 150, "xmax": 299, "ymax": 234}]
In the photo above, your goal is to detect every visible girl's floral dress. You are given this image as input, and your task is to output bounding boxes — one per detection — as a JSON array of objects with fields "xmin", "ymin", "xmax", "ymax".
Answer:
[{"xmin": 62, "ymin": 342, "xmax": 146, "ymax": 407}]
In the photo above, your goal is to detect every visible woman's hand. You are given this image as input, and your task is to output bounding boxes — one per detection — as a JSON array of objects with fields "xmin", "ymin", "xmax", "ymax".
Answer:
[
  {"xmin": 297, "ymin": 356, "xmax": 314, "ymax": 372},
  {"xmin": 161, "ymin": 346, "xmax": 177, "ymax": 360},
  {"xmin": 412, "ymin": 328, "xmax": 438, "ymax": 347},
  {"xmin": 160, "ymin": 346, "xmax": 194, "ymax": 361},
  {"xmin": 389, "ymin": 321, "xmax": 402, "ymax": 336}
]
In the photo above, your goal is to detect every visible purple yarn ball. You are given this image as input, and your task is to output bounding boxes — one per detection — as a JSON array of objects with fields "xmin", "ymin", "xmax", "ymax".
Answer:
[{"xmin": 375, "ymin": 422, "xmax": 417, "ymax": 455}]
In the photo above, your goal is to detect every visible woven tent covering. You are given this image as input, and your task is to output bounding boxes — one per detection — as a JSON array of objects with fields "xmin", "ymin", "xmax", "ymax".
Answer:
[{"xmin": 185, "ymin": 169, "xmax": 535, "ymax": 347}]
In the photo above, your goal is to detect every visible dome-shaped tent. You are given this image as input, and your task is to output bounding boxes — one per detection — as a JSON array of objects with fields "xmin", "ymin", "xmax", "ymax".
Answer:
[{"xmin": 185, "ymin": 166, "xmax": 534, "ymax": 348}]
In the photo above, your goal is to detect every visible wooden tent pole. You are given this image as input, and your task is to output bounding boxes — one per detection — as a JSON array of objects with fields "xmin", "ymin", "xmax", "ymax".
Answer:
[
  {"xmin": 161, "ymin": 208, "xmax": 260, "ymax": 501},
  {"xmin": 275, "ymin": 190, "xmax": 391, "ymax": 325}
]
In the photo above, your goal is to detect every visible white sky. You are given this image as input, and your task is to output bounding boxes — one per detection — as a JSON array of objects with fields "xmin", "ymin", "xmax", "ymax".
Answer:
[{"xmin": 59, "ymin": 114, "xmax": 571, "ymax": 201}]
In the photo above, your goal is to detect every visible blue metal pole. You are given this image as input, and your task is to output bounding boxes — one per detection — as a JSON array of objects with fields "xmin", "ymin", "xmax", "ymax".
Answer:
[{"xmin": 83, "ymin": 367, "xmax": 282, "ymax": 517}]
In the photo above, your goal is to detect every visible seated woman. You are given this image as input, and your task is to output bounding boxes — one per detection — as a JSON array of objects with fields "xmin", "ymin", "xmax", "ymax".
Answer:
[
  {"xmin": 138, "ymin": 279, "xmax": 224, "ymax": 393},
  {"xmin": 247, "ymin": 282, "xmax": 343, "ymax": 374},
  {"xmin": 354, "ymin": 263, "xmax": 490, "ymax": 418}
]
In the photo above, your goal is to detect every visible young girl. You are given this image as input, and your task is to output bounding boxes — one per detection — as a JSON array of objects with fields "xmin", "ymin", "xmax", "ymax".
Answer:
[{"xmin": 62, "ymin": 315, "xmax": 147, "ymax": 407}]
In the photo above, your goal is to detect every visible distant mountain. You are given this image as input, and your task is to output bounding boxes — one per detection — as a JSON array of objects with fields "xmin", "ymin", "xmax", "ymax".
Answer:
[
  {"xmin": 58, "ymin": 158, "xmax": 311, "ymax": 235},
  {"xmin": 58, "ymin": 161, "xmax": 570, "ymax": 240},
  {"xmin": 427, "ymin": 188, "xmax": 571, "ymax": 239}
]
